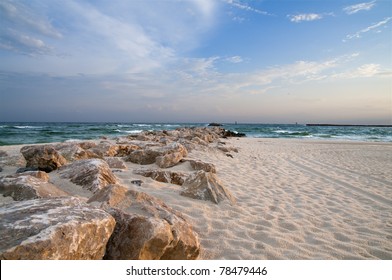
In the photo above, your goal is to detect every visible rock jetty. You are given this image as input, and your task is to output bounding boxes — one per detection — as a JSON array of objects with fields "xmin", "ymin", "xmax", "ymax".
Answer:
[{"xmin": 0, "ymin": 126, "xmax": 242, "ymax": 260}]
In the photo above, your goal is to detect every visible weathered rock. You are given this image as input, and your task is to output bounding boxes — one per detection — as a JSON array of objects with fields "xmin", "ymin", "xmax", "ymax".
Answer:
[
  {"xmin": 88, "ymin": 186, "xmax": 200, "ymax": 260},
  {"xmin": 104, "ymin": 208, "xmax": 174, "ymax": 260},
  {"xmin": 155, "ymin": 152, "xmax": 183, "ymax": 168},
  {"xmin": 0, "ymin": 197, "xmax": 115, "ymax": 260},
  {"xmin": 16, "ymin": 167, "xmax": 39, "ymax": 173},
  {"xmin": 181, "ymin": 171, "xmax": 236, "ymax": 205},
  {"xmin": 0, "ymin": 151, "xmax": 8, "ymax": 157},
  {"xmin": 20, "ymin": 145, "xmax": 67, "ymax": 172},
  {"xmin": 126, "ymin": 143, "xmax": 187, "ymax": 166},
  {"xmin": 87, "ymin": 184, "xmax": 130, "ymax": 207},
  {"xmin": 59, "ymin": 159, "xmax": 117, "ymax": 193},
  {"xmin": 14, "ymin": 170, "xmax": 50, "ymax": 181},
  {"xmin": 54, "ymin": 143, "xmax": 100, "ymax": 161},
  {"xmin": 78, "ymin": 141, "xmax": 97, "ymax": 150},
  {"xmin": 134, "ymin": 169, "xmax": 187, "ymax": 186},
  {"xmin": 104, "ymin": 157, "xmax": 127, "ymax": 170},
  {"xmin": 0, "ymin": 174, "xmax": 68, "ymax": 201},
  {"xmin": 183, "ymin": 159, "xmax": 217, "ymax": 173},
  {"xmin": 115, "ymin": 144, "xmax": 141, "ymax": 157},
  {"xmin": 88, "ymin": 141, "xmax": 118, "ymax": 157}
]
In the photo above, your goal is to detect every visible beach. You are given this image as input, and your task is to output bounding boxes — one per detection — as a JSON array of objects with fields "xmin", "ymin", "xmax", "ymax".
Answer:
[{"xmin": 1, "ymin": 131, "xmax": 392, "ymax": 260}]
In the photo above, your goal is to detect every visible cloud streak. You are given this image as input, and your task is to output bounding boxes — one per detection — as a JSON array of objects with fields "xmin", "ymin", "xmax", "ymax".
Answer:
[
  {"xmin": 345, "ymin": 17, "xmax": 392, "ymax": 40},
  {"xmin": 288, "ymin": 13, "xmax": 323, "ymax": 23},
  {"xmin": 343, "ymin": 1, "xmax": 376, "ymax": 15}
]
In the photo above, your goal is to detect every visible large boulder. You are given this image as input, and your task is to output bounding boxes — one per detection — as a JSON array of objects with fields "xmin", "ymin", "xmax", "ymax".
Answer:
[
  {"xmin": 126, "ymin": 143, "xmax": 187, "ymax": 166},
  {"xmin": 88, "ymin": 185, "xmax": 200, "ymax": 260},
  {"xmin": 126, "ymin": 149, "xmax": 161, "ymax": 165},
  {"xmin": 20, "ymin": 145, "xmax": 67, "ymax": 172},
  {"xmin": 104, "ymin": 157, "xmax": 127, "ymax": 170},
  {"xmin": 59, "ymin": 159, "xmax": 117, "ymax": 193},
  {"xmin": 0, "ymin": 197, "xmax": 116, "ymax": 260},
  {"xmin": 88, "ymin": 142, "xmax": 119, "ymax": 157},
  {"xmin": 181, "ymin": 171, "xmax": 236, "ymax": 205},
  {"xmin": 133, "ymin": 169, "xmax": 187, "ymax": 186},
  {"xmin": 53, "ymin": 143, "xmax": 100, "ymax": 162},
  {"xmin": 0, "ymin": 173, "xmax": 68, "ymax": 201}
]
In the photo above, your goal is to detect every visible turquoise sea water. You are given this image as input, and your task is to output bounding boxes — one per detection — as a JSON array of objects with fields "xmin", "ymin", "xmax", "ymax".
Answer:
[{"xmin": 0, "ymin": 122, "xmax": 391, "ymax": 146}]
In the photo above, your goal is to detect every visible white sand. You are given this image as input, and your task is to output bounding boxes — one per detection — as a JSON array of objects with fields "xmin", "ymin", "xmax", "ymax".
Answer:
[{"xmin": 1, "ymin": 138, "xmax": 392, "ymax": 259}]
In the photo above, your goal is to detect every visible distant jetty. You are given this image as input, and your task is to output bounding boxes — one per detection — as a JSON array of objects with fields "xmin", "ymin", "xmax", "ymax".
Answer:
[{"xmin": 306, "ymin": 124, "xmax": 392, "ymax": 127}]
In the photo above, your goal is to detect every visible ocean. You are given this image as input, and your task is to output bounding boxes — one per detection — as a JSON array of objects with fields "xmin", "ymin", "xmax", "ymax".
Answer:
[{"xmin": 0, "ymin": 122, "xmax": 391, "ymax": 146}]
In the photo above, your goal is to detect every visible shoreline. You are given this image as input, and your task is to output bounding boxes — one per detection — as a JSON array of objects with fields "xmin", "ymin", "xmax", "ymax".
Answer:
[{"xmin": 1, "ymin": 129, "xmax": 392, "ymax": 259}]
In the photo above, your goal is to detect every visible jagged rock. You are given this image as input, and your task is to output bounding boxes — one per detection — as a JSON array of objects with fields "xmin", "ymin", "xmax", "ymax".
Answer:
[
  {"xmin": 156, "ymin": 152, "xmax": 183, "ymax": 168},
  {"xmin": 59, "ymin": 159, "xmax": 117, "ymax": 193},
  {"xmin": 104, "ymin": 157, "xmax": 127, "ymax": 170},
  {"xmin": 183, "ymin": 159, "xmax": 216, "ymax": 173},
  {"xmin": 87, "ymin": 184, "xmax": 130, "ymax": 207},
  {"xmin": 0, "ymin": 151, "xmax": 7, "ymax": 157},
  {"xmin": 89, "ymin": 142, "xmax": 119, "ymax": 157},
  {"xmin": 126, "ymin": 143, "xmax": 187, "ymax": 166},
  {"xmin": 0, "ymin": 174, "xmax": 68, "ymax": 201},
  {"xmin": 104, "ymin": 209, "xmax": 174, "ymax": 260},
  {"xmin": 88, "ymin": 186, "xmax": 200, "ymax": 260},
  {"xmin": 181, "ymin": 171, "xmax": 236, "ymax": 205},
  {"xmin": 20, "ymin": 145, "xmax": 67, "ymax": 172},
  {"xmin": 134, "ymin": 169, "xmax": 187, "ymax": 186},
  {"xmin": 115, "ymin": 144, "xmax": 141, "ymax": 157},
  {"xmin": 53, "ymin": 143, "xmax": 100, "ymax": 161},
  {"xmin": 126, "ymin": 149, "xmax": 161, "ymax": 165},
  {"xmin": 191, "ymin": 137, "xmax": 209, "ymax": 146},
  {"xmin": 0, "ymin": 197, "xmax": 115, "ymax": 260},
  {"xmin": 78, "ymin": 141, "xmax": 97, "ymax": 150}
]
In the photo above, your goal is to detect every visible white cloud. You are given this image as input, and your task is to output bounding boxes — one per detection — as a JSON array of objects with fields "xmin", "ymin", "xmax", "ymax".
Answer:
[
  {"xmin": 345, "ymin": 17, "xmax": 392, "ymax": 40},
  {"xmin": 343, "ymin": 1, "xmax": 376, "ymax": 15},
  {"xmin": 223, "ymin": 0, "xmax": 270, "ymax": 16},
  {"xmin": 226, "ymin": 56, "xmax": 243, "ymax": 63},
  {"xmin": 288, "ymin": 13, "xmax": 323, "ymax": 23},
  {"xmin": 332, "ymin": 64, "xmax": 390, "ymax": 79}
]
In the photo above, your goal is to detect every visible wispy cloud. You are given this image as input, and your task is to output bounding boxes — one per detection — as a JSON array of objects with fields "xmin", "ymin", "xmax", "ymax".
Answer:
[
  {"xmin": 288, "ymin": 13, "xmax": 323, "ymax": 23},
  {"xmin": 343, "ymin": 1, "xmax": 376, "ymax": 15},
  {"xmin": 344, "ymin": 17, "xmax": 392, "ymax": 41},
  {"xmin": 225, "ymin": 56, "xmax": 243, "ymax": 63},
  {"xmin": 223, "ymin": 0, "xmax": 270, "ymax": 16}
]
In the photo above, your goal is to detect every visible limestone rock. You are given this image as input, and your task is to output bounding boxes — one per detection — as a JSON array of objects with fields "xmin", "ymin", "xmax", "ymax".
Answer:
[
  {"xmin": 20, "ymin": 145, "xmax": 67, "ymax": 172},
  {"xmin": 59, "ymin": 159, "xmax": 117, "ymax": 193},
  {"xmin": 0, "ymin": 174, "xmax": 68, "ymax": 201},
  {"xmin": 183, "ymin": 159, "xmax": 217, "ymax": 173},
  {"xmin": 104, "ymin": 157, "xmax": 127, "ymax": 170},
  {"xmin": 89, "ymin": 141, "xmax": 119, "ymax": 157},
  {"xmin": 88, "ymin": 187, "xmax": 200, "ymax": 260},
  {"xmin": 181, "ymin": 171, "xmax": 236, "ymax": 205},
  {"xmin": 134, "ymin": 169, "xmax": 187, "ymax": 186},
  {"xmin": 104, "ymin": 208, "xmax": 173, "ymax": 260},
  {"xmin": 126, "ymin": 143, "xmax": 187, "ymax": 166},
  {"xmin": 54, "ymin": 143, "xmax": 100, "ymax": 161},
  {"xmin": 14, "ymin": 170, "xmax": 49, "ymax": 181},
  {"xmin": 0, "ymin": 197, "xmax": 115, "ymax": 260},
  {"xmin": 115, "ymin": 144, "xmax": 141, "ymax": 157},
  {"xmin": 155, "ymin": 152, "xmax": 183, "ymax": 168},
  {"xmin": 126, "ymin": 149, "xmax": 161, "ymax": 165}
]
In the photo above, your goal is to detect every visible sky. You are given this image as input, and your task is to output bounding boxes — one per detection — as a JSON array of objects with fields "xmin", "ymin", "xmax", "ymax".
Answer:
[{"xmin": 0, "ymin": 0, "xmax": 391, "ymax": 124}]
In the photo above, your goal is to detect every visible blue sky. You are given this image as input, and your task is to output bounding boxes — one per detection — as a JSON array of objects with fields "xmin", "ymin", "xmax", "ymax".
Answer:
[{"xmin": 0, "ymin": 0, "xmax": 391, "ymax": 123}]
